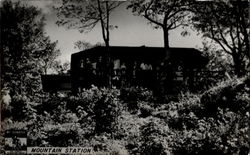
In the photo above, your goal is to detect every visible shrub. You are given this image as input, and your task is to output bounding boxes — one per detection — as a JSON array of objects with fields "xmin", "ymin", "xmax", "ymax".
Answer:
[
  {"xmin": 6, "ymin": 93, "xmax": 37, "ymax": 121},
  {"xmin": 139, "ymin": 119, "xmax": 171, "ymax": 155},
  {"xmin": 92, "ymin": 87, "xmax": 121, "ymax": 135},
  {"xmin": 83, "ymin": 135, "xmax": 129, "ymax": 155},
  {"xmin": 201, "ymin": 76, "xmax": 250, "ymax": 116},
  {"xmin": 116, "ymin": 111, "xmax": 143, "ymax": 154},
  {"xmin": 135, "ymin": 76, "xmax": 250, "ymax": 154},
  {"xmin": 165, "ymin": 76, "xmax": 250, "ymax": 154},
  {"xmin": 120, "ymin": 87, "xmax": 154, "ymax": 113},
  {"xmin": 28, "ymin": 86, "xmax": 122, "ymax": 146},
  {"xmin": 138, "ymin": 101, "xmax": 155, "ymax": 118},
  {"xmin": 42, "ymin": 122, "xmax": 84, "ymax": 146},
  {"xmin": 3, "ymin": 76, "xmax": 249, "ymax": 154}
]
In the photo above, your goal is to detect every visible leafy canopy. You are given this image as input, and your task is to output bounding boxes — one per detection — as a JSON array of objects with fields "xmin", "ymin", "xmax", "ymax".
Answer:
[
  {"xmin": 191, "ymin": 0, "xmax": 250, "ymax": 76},
  {"xmin": 56, "ymin": 0, "xmax": 122, "ymax": 33},
  {"xmin": 1, "ymin": 0, "xmax": 60, "ymax": 95},
  {"xmin": 128, "ymin": 0, "xmax": 192, "ymax": 30}
]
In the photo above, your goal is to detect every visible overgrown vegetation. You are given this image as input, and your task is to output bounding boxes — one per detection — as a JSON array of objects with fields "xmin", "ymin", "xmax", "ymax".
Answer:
[{"xmin": 2, "ymin": 77, "xmax": 249, "ymax": 154}]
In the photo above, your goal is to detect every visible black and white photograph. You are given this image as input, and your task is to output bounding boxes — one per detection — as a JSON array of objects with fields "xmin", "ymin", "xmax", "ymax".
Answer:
[
  {"xmin": 4, "ymin": 130, "xmax": 27, "ymax": 154},
  {"xmin": 1, "ymin": 0, "xmax": 250, "ymax": 154}
]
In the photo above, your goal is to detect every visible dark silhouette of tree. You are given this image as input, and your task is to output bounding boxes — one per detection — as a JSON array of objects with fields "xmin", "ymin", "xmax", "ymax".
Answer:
[
  {"xmin": 39, "ymin": 40, "xmax": 61, "ymax": 75},
  {"xmin": 191, "ymin": 0, "xmax": 250, "ymax": 77},
  {"xmin": 56, "ymin": 0, "xmax": 123, "ymax": 87},
  {"xmin": 0, "ymin": 0, "xmax": 60, "ymax": 96},
  {"xmin": 74, "ymin": 41, "xmax": 93, "ymax": 51},
  {"xmin": 128, "ymin": 0, "xmax": 192, "ymax": 98},
  {"xmin": 74, "ymin": 41, "xmax": 104, "ymax": 51},
  {"xmin": 128, "ymin": 0, "xmax": 192, "ymax": 59}
]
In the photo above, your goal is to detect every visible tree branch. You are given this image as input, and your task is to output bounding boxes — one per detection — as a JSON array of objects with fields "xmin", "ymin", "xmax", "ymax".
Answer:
[
  {"xmin": 144, "ymin": 0, "xmax": 164, "ymax": 27},
  {"xmin": 167, "ymin": 13, "xmax": 186, "ymax": 30},
  {"xmin": 209, "ymin": 22, "xmax": 232, "ymax": 55},
  {"xmin": 97, "ymin": 0, "xmax": 107, "ymax": 42},
  {"xmin": 105, "ymin": 1, "xmax": 110, "ymax": 44},
  {"xmin": 229, "ymin": 25, "xmax": 237, "ymax": 51},
  {"xmin": 215, "ymin": 19, "xmax": 235, "ymax": 54},
  {"xmin": 144, "ymin": 14, "xmax": 164, "ymax": 27},
  {"xmin": 169, "ymin": 22, "xmax": 183, "ymax": 30}
]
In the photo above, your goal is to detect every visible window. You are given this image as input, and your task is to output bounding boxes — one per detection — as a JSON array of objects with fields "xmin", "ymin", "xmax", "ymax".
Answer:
[{"xmin": 80, "ymin": 60, "xmax": 84, "ymax": 68}]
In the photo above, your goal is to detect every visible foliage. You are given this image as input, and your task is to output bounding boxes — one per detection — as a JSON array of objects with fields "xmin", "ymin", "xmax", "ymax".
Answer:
[
  {"xmin": 120, "ymin": 87, "xmax": 154, "ymax": 114},
  {"xmin": 83, "ymin": 135, "xmax": 128, "ymax": 154},
  {"xmin": 159, "ymin": 76, "xmax": 250, "ymax": 154},
  {"xmin": 127, "ymin": 0, "xmax": 193, "ymax": 98},
  {"xmin": 51, "ymin": 60, "xmax": 70, "ymax": 74},
  {"xmin": 2, "ymin": 73, "xmax": 249, "ymax": 154},
  {"xmin": 27, "ymin": 86, "xmax": 122, "ymax": 147},
  {"xmin": 38, "ymin": 39, "xmax": 61, "ymax": 75},
  {"xmin": 1, "ymin": 0, "xmax": 60, "ymax": 96},
  {"xmin": 191, "ymin": 0, "xmax": 250, "ymax": 76},
  {"xmin": 2, "ymin": 71, "xmax": 249, "ymax": 154},
  {"xmin": 1, "ymin": 1, "xmax": 249, "ymax": 154},
  {"xmin": 9, "ymin": 94, "xmax": 37, "ymax": 121},
  {"xmin": 74, "ymin": 41, "xmax": 104, "ymax": 51},
  {"xmin": 56, "ymin": 0, "xmax": 122, "ymax": 34},
  {"xmin": 56, "ymin": 0, "xmax": 123, "ymax": 86},
  {"xmin": 139, "ymin": 119, "xmax": 170, "ymax": 155},
  {"xmin": 116, "ymin": 110, "xmax": 145, "ymax": 154},
  {"xmin": 128, "ymin": 0, "xmax": 192, "ymax": 49},
  {"xmin": 193, "ymin": 41, "xmax": 233, "ymax": 91},
  {"xmin": 55, "ymin": 0, "xmax": 122, "ymax": 49},
  {"xmin": 118, "ymin": 76, "xmax": 249, "ymax": 154},
  {"xmin": 90, "ymin": 87, "xmax": 121, "ymax": 135},
  {"xmin": 201, "ymin": 77, "xmax": 249, "ymax": 116},
  {"xmin": 0, "ymin": 3, "xmax": 62, "ymax": 147}
]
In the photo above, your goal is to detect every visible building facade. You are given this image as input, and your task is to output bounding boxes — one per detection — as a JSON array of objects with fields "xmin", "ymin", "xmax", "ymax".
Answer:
[{"xmin": 70, "ymin": 46, "xmax": 208, "ymax": 93}]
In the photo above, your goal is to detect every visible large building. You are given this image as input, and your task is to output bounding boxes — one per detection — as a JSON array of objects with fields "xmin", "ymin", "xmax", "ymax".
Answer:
[
  {"xmin": 70, "ymin": 46, "xmax": 208, "ymax": 93},
  {"xmin": 42, "ymin": 46, "xmax": 208, "ymax": 93}
]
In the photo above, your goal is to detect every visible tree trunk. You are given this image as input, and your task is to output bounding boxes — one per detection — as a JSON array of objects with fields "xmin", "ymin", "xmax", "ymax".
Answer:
[
  {"xmin": 105, "ymin": 40, "xmax": 112, "ymax": 88},
  {"xmin": 97, "ymin": 0, "xmax": 112, "ymax": 88},
  {"xmin": 163, "ymin": 27, "xmax": 170, "ymax": 60},
  {"xmin": 105, "ymin": 1, "xmax": 112, "ymax": 88},
  {"xmin": 157, "ymin": 27, "xmax": 175, "ymax": 101},
  {"xmin": 232, "ymin": 53, "xmax": 243, "ymax": 77}
]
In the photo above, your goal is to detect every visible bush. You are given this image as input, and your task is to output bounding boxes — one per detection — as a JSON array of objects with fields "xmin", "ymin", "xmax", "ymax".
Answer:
[
  {"xmin": 27, "ymin": 86, "xmax": 122, "ymax": 146},
  {"xmin": 120, "ymin": 87, "xmax": 154, "ymax": 113},
  {"xmin": 117, "ymin": 110, "xmax": 150, "ymax": 154},
  {"xmin": 138, "ymin": 101, "xmax": 155, "ymax": 118},
  {"xmin": 3, "ymin": 77, "xmax": 249, "ymax": 154},
  {"xmin": 92, "ymin": 87, "xmax": 121, "ymax": 135},
  {"xmin": 84, "ymin": 135, "xmax": 129, "ymax": 154},
  {"xmin": 201, "ymin": 77, "xmax": 250, "ymax": 116},
  {"xmin": 5, "ymin": 93, "xmax": 37, "ymax": 121},
  {"xmin": 139, "ymin": 119, "xmax": 171, "ymax": 155},
  {"xmin": 165, "ymin": 77, "xmax": 250, "ymax": 154}
]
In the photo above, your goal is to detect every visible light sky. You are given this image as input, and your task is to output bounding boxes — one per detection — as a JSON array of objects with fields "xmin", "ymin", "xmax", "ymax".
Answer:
[{"xmin": 27, "ymin": 1, "xmax": 204, "ymax": 62}]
